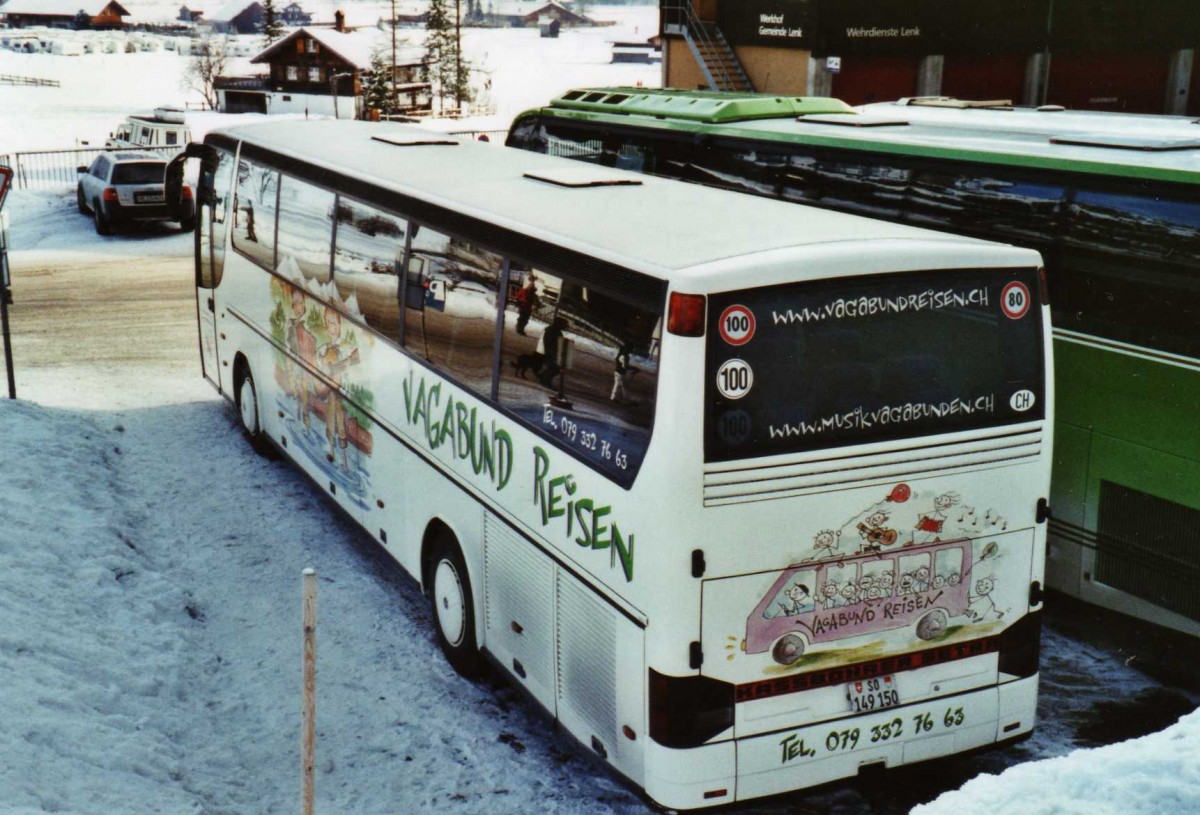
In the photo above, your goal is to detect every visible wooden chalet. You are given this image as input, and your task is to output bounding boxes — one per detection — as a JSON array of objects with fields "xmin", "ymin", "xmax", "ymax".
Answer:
[{"xmin": 0, "ymin": 0, "xmax": 130, "ymax": 29}]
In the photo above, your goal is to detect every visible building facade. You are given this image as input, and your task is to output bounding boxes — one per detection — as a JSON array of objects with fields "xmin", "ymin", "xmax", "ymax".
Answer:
[{"xmin": 661, "ymin": 0, "xmax": 1200, "ymax": 115}]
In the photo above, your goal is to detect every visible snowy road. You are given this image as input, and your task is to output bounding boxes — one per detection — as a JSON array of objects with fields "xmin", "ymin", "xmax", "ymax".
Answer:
[{"xmin": 4, "ymin": 186, "xmax": 1198, "ymax": 813}]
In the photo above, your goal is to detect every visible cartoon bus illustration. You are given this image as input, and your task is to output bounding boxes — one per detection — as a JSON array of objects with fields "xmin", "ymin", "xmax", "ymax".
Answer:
[{"xmin": 746, "ymin": 538, "xmax": 974, "ymax": 665}]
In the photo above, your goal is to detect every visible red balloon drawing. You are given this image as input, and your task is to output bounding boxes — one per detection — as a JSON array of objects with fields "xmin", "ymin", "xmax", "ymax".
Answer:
[{"xmin": 887, "ymin": 484, "xmax": 911, "ymax": 503}]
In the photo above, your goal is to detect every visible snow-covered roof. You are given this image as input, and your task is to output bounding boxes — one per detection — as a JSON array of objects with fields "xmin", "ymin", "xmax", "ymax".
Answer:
[
  {"xmin": 0, "ymin": 0, "xmax": 130, "ymax": 16},
  {"xmin": 250, "ymin": 26, "xmax": 377, "ymax": 70},
  {"xmin": 206, "ymin": 0, "xmax": 257, "ymax": 23}
]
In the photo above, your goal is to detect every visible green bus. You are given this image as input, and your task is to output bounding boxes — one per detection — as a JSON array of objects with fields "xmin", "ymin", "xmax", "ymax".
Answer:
[{"xmin": 507, "ymin": 89, "xmax": 1200, "ymax": 636}]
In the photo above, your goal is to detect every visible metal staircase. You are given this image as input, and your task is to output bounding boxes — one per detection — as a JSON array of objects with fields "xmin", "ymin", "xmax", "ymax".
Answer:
[{"xmin": 662, "ymin": 2, "xmax": 754, "ymax": 93}]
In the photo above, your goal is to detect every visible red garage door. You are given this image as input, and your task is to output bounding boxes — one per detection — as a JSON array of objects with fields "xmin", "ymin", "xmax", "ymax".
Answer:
[
  {"xmin": 831, "ymin": 56, "xmax": 921, "ymax": 105},
  {"xmin": 942, "ymin": 54, "xmax": 1028, "ymax": 104},
  {"xmin": 1047, "ymin": 50, "xmax": 1170, "ymax": 113}
]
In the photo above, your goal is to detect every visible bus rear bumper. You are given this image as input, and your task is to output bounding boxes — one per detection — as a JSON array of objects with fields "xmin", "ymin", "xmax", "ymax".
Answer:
[
  {"xmin": 643, "ymin": 676, "xmax": 1037, "ymax": 810},
  {"xmin": 735, "ymin": 675, "xmax": 1037, "ymax": 804}
]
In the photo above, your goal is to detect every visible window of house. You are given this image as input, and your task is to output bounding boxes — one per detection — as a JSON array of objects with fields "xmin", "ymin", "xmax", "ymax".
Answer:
[
  {"xmin": 286, "ymin": 65, "xmax": 298, "ymax": 81},
  {"xmin": 309, "ymin": 66, "xmax": 321, "ymax": 83},
  {"xmin": 306, "ymin": 39, "xmax": 319, "ymax": 53},
  {"xmin": 403, "ymin": 225, "xmax": 503, "ymax": 396},
  {"xmin": 276, "ymin": 175, "xmax": 335, "ymax": 284},
  {"xmin": 333, "ymin": 196, "xmax": 407, "ymax": 342}
]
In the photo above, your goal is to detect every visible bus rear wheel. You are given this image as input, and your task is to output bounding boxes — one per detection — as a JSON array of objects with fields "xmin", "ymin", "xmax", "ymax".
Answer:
[
  {"xmin": 771, "ymin": 633, "xmax": 806, "ymax": 665},
  {"xmin": 428, "ymin": 533, "xmax": 481, "ymax": 678},
  {"xmin": 916, "ymin": 609, "xmax": 949, "ymax": 641}
]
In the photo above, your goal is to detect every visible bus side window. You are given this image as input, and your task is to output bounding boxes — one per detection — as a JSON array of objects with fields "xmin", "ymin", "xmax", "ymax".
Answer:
[
  {"xmin": 402, "ymin": 226, "xmax": 502, "ymax": 397},
  {"xmin": 689, "ymin": 143, "xmax": 786, "ymax": 199},
  {"xmin": 232, "ymin": 159, "xmax": 279, "ymax": 272},
  {"xmin": 332, "ymin": 196, "xmax": 406, "ymax": 343},
  {"xmin": 907, "ymin": 169, "xmax": 1064, "ymax": 250},
  {"xmin": 497, "ymin": 267, "xmax": 661, "ymax": 483},
  {"xmin": 1056, "ymin": 188, "xmax": 1200, "ymax": 358},
  {"xmin": 276, "ymin": 174, "xmax": 334, "ymax": 284}
]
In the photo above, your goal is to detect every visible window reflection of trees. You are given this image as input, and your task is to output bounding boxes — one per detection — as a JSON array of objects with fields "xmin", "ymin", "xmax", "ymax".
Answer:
[
  {"xmin": 277, "ymin": 176, "xmax": 334, "ymax": 283},
  {"xmin": 232, "ymin": 160, "xmax": 278, "ymax": 271}
]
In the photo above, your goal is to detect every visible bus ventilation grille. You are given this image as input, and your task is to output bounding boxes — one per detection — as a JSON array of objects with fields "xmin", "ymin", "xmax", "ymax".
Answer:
[
  {"xmin": 556, "ymin": 573, "xmax": 618, "ymax": 749},
  {"xmin": 703, "ymin": 429, "xmax": 1042, "ymax": 506},
  {"xmin": 1097, "ymin": 481, "xmax": 1200, "ymax": 623}
]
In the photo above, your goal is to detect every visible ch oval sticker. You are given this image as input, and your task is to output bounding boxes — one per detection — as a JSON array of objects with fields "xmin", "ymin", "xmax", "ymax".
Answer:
[
  {"xmin": 1010, "ymin": 389, "xmax": 1036, "ymax": 412},
  {"xmin": 717, "ymin": 359, "xmax": 754, "ymax": 400}
]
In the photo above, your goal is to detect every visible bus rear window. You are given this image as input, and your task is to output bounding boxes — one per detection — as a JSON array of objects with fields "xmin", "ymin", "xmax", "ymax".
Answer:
[{"xmin": 705, "ymin": 267, "xmax": 1045, "ymax": 461}]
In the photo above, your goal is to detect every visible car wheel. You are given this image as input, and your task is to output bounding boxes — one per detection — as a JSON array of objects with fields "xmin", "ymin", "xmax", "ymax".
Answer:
[
  {"xmin": 179, "ymin": 216, "xmax": 196, "ymax": 233},
  {"xmin": 76, "ymin": 184, "xmax": 88, "ymax": 214},
  {"xmin": 428, "ymin": 532, "xmax": 481, "ymax": 677},
  {"xmin": 771, "ymin": 632, "xmax": 806, "ymax": 665},
  {"xmin": 916, "ymin": 609, "xmax": 949, "ymax": 641},
  {"xmin": 93, "ymin": 201, "xmax": 112, "ymax": 236}
]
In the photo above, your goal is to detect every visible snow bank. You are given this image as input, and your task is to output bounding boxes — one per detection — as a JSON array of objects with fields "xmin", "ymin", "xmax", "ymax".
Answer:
[{"xmin": 913, "ymin": 708, "xmax": 1200, "ymax": 815}]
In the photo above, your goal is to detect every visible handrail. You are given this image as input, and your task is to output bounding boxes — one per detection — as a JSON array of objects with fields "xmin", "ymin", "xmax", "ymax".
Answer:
[{"xmin": 661, "ymin": 1, "xmax": 746, "ymax": 92}]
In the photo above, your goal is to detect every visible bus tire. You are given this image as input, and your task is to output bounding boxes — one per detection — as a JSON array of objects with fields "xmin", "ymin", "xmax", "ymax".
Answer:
[
  {"xmin": 916, "ymin": 609, "xmax": 949, "ymax": 641},
  {"xmin": 235, "ymin": 363, "xmax": 266, "ymax": 451},
  {"xmin": 771, "ymin": 633, "xmax": 806, "ymax": 665},
  {"xmin": 428, "ymin": 532, "xmax": 481, "ymax": 678}
]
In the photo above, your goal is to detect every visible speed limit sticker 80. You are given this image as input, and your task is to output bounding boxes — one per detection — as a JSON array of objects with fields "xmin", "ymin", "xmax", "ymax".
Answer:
[
  {"xmin": 1001, "ymin": 281, "xmax": 1031, "ymax": 320},
  {"xmin": 717, "ymin": 359, "xmax": 754, "ymax": 400}
]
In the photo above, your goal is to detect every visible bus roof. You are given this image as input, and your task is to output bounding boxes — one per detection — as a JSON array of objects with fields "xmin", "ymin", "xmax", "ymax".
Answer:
[
  {"xmin": 207, "ymin": 119, "xmax": 1025, "ymax": 285},
  {"xmin": 530, "ymin": 88, "xmax": 1200, "ymax": 185}
]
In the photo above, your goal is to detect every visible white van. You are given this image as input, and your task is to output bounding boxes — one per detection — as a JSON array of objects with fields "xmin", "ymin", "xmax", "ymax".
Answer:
[{"xmin": 106, "ymin": 107, "xmax": 190, "ymax": 151}]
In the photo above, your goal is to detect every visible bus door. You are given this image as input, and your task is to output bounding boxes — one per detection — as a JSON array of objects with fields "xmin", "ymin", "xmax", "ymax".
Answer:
[{"xmin": 177, "ymin": 145, "xmax": 234, "ymax": 389}]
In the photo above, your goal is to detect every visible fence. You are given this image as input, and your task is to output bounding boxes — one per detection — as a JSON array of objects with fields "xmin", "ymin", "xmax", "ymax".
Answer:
[
  {"xmin": 0, "ymin": 145, "xmax": 185, "ymax": 191},
  {"xmin": 0, "ymin": 74, "xmax": 60, "ymax": 88}
]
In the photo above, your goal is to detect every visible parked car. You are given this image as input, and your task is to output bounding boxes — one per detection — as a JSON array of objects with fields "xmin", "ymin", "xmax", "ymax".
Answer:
[{"xmin": 77, "ymin": 152, "xmax": 194, "ymax": 235}]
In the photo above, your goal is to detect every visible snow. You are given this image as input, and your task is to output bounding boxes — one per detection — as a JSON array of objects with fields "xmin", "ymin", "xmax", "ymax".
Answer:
[{"xmin": 3, "ymin": 3, "xmax": 1200, "ymax": 813}]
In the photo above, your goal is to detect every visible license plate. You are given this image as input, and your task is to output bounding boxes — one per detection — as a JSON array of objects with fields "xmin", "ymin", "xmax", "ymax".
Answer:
[
  {"xmin": 847, "ymin": 675, "xmax": 900, "ymax": 713},
  {"xmin": 136, "ymin": 193, "xmax": 164, "ymax": 203}
]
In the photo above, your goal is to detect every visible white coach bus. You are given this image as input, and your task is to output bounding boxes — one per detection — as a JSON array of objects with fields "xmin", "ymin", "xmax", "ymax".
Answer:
[{"xmin": 167, "ymin": 120, "xmax": 1052, "ymax": 809}]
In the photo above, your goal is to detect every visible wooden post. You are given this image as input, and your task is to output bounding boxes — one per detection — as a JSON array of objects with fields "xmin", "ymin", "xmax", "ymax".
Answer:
[{"xmin": 301, "ymin": 568, "xmax": 317, "ymax": 815}]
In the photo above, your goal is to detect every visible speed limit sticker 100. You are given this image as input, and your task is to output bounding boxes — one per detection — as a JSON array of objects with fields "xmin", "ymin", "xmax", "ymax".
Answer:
[
  {"xmin": 719, "ymin": 304, "xmax": 756, "ymax": 346},
  {"xmin": 717, "ymin": 358, "xmax": 754, "ymax": 400}
]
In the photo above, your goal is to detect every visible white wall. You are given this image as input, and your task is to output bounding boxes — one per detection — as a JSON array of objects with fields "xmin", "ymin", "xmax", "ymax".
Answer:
[{"xmin": 267, "ymin": 91, "xmax": 359, "ymax": 119}]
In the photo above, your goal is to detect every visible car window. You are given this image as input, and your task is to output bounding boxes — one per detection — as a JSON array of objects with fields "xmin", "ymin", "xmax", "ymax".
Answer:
[{"xmin": 111, "ymin": 163, "xmax": 166, "ymax": 185}]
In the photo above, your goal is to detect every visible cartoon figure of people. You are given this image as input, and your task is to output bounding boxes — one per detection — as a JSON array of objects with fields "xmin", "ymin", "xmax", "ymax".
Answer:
[
  {"xmin": 783, "ymin": 583, "xmax": 814, "ymax": 616},
  {"xmin": 914, "ymin": 565, "xmax": 931, "ymax": 593},
  {"xmin": 810, "ymin": 529, "xmax": 840, "ymax": 561},
  {"xmin": 285, "ymin": 285, "xmax": 315, "ymax": 427},
  {"xmin": 319, "ymin": 308, "xmax": 360, "ymax": 471},
  {"xmin": 877, "ymin": 571, "xmax": 895, "ymax": 597},
  {"xmin": 821, "ymin": 580, "xmax": 839, "ymax": 610},
  {"xmin": 513, "ymin": 276, "xmax": 539, "ymax": 336},
  {"xmin": 840, "ymin": 583, "xmax": 860, "ymax": 607},
  {"xmin": 897, "ymin": 572, "xmax": 916, "ymax": 595},
  {"xmin": 915, "ymin": 492, "xmax": 960, "ymax": 543},
  {"xmin": 857, "ymin": 510, "xmax": 898, "ymax": 552},
  {"xmin": 967, "ymin": 576, "xmax": 1005, "ymax": 621}
]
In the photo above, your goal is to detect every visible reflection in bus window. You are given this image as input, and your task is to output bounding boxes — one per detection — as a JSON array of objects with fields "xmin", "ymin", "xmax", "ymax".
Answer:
[
  {"xmin": 781, "ymin": 153, "xmax": 910, "ymax": 220},
  {"xmin": 232, "ymin": 160, "xmax": 278, "ymax": 271},
  {"xmin": 908, "ymin": 171, "xmax": 1064, "ymax": 249},
  {"xmin": 333, "ymin": 196, "xmax": 406, "ymax": 342},
  {"xmin": 690, "ymin": 146, "xmax": 786, "ymax": 199},
  {"xmin": 1057, "ymin": 189, "xmax": 1200, "ymax": 357},
  {"xmin": 497, "ymin": 267, "xmax": 661, "ymax": 486},
  {"xmin": 277, "ymin": 175, "xmax": 334, "ymax": 283},
  {"xmin": 508, "ymin": 118, "xmax": 604, "ymax": 163},
  {"xmin": 403, "ymin": 226, "xmax": 502, "ymax": 396},
  {"xmin": 763, "ymin": 569, "xmax": 818, "ymax": 618}
]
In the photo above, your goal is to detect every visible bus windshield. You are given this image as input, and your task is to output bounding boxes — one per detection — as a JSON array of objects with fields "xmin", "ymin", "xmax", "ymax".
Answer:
[{"xmin": 706, "ymin": 266, "xmax": 1044, "ymax": 461}]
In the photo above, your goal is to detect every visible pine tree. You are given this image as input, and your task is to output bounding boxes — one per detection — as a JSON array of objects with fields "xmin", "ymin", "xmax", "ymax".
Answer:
[
  {"xmin": 423, "ymin": 0, "xmax": 472, "ymax": 114},
  {"xmin": 362, "ymin": 48, "xmax": 393, "ymax": 117},
  {"xmin": 261, "ymin": 0, "xmax": 286, "ymax": 48}
]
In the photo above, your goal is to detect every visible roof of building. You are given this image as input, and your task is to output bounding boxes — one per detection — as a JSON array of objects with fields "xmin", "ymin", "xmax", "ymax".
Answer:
[
  {"xmin": 0, "ymin": 0, "xmax": 130, "ymax": 17},
  {"xmin": 251, "ymin": 27, "xmax": 425, "ymax": 70}
]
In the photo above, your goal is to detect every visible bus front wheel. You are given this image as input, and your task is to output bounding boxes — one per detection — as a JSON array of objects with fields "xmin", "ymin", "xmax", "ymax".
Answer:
[
  {"xmin": 771, "ymin": 633, "xmax": 806, "ymax": 665},
  {"xmin": 428, "ymin": 533, "xmax": 481, "ymax": 678},
  {"xmin": 236, "ymin": 364, "xmax": 265, "ymax": 450},
  {"xmin": 916, "ymin": 609, "xmax": 949, "ymax": 641}
]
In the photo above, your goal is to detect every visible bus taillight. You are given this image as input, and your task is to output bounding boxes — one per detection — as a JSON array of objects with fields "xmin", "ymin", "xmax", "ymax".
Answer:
[
  {"xmin": 648, "ymin": 668, "xmax": 734, "ymax": 748},
  {"xmin": 667, "ymin": 292, "xmax": 706, "ymax": 337}
]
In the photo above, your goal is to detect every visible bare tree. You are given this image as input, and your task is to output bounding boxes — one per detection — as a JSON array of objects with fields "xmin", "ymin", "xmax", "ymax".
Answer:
[{"xmin": 182, "ymin": 35, "xmax": 230, "ymax": 111}]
